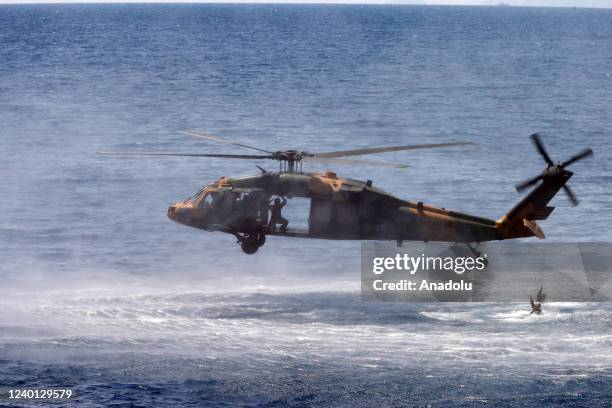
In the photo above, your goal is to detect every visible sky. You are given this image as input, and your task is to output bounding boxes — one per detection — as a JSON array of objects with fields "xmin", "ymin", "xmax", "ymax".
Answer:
[{"xmin": 0, "ymin": 0, "xmax": 611, "ymax": 7}]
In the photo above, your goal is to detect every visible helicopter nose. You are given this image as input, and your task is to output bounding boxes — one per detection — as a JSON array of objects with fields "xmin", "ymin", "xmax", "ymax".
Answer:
[
  {"xmin": 167, "ymin": 201, "xmax": 193, "ymax": 225},
  {"xmin": 167, "ymin": 203, "xmax": 186, "ymax": 224},
  {"xmin": 167, "ymin": 204, "xmax": 178, "ymax": 221}
]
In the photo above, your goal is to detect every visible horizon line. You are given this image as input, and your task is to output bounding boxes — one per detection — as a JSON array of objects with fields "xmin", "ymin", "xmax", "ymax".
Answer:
[{"xmin": 0, "ymin": 1, "xmax": 610, "ymax": 8}]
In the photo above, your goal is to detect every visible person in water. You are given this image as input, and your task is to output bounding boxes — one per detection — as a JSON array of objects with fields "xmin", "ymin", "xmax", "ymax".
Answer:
[
  {"xmin": 268, "ymin": 196, "xmax": 288, "ymax": 232},
  {"xmin": 529, "ymin": 285, "xmax": 546, "ymax": 315},
  {"xmin": 529, "ymin": 296, "xmax": 542, "ymax": 315}
]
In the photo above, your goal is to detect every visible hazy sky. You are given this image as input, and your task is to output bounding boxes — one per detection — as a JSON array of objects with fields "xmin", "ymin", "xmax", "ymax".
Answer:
[{"xmin": 0, "ymin": 0, "xmax": 611, "ymax": 7}]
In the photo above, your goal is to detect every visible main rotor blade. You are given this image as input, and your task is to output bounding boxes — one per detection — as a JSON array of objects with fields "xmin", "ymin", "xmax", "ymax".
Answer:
[
  {"xmin": 312, "ymin": 141, "xmax": 475, "ymax": 159},
  {"xmin": 515, "ymin": 174, "xmax": 543, "ymax": 192},
  {"xmin": 97, "ymin": 151, "xmax": 274, "ymax": 159},
  {"xmin": 183, "ymin": 130, "xmax": 274, "ymax": 154},
  {"xmin": 562, "ymin": 148, "xmax": 593, "ymax": 168},
  {"xmin": 530, "ymin": 133, "xmax": 554, "ymax": 166},
  {"xmin": 563, "ymin": 184, "xmax": 579, "ymax": 206},
  {"xmin": 303, "ymin": 157, "xmax": 408, "ymax": 169}
]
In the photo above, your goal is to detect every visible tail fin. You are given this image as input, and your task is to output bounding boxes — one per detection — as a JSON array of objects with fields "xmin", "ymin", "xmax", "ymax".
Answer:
[
  {"xmin": 497, "ymin": 134, "xmax": 592, "ymax": 240},
  {"xmin": 496, "ymin": 178, "xmax": 566, "ymax": 239}
]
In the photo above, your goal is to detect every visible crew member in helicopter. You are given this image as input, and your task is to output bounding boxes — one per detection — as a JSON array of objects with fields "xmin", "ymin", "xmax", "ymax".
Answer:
[{"xmin": 268, "ymin": 196, "xmax": 289, "ymax": 232}]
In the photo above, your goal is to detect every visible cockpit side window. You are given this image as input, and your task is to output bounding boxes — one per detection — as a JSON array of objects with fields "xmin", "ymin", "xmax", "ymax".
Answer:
[
  {"xmin": 203, "ymin": 192, "xmax": 214, "ymax": 207},
  {"xmin": 193, "ymin": 191, "xmax": 218, "ymax": 209}
]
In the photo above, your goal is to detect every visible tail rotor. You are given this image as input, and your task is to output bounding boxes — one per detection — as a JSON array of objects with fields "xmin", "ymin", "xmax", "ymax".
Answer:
[{"xmin": 515, "ymin": 133, "xmax": 593, "ymax": 206}]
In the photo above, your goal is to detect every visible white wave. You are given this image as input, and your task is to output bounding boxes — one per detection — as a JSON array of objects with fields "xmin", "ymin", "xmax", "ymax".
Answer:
[
  {"xmin": 421, "ymin": 311, "xmax": 484, "ymax": 323},
  {"xmin": 2, "ymin": 288, "xmax": 612, "ymax": 370}
]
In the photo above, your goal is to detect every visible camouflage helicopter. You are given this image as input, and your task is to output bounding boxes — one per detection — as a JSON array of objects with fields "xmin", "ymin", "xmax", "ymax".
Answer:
[{"xmin": 100, "ymin": 132, "xmax": 592, "ymax": 254}]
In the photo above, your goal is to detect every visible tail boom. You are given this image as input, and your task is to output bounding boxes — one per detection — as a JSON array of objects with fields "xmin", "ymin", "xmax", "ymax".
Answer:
[{"xmin": 497, "ymin": 169, "xmax": 571, "ymax": 240}]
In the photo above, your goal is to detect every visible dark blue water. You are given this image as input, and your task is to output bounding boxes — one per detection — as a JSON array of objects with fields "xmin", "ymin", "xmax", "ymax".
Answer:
[{"xmin": 1, "ymin": 4, "xmax": 612, "ymax": 407}]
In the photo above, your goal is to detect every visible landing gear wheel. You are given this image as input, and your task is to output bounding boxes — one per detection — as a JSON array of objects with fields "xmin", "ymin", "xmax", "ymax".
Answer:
[
  {"xmin": 241, "ymin": 238, "xmax": 259, "ymax": 254},
  {"xmin": 236, "ymin": 232, "xmax": 266, "ymax": 254},
  {"xmin": 466, "ymin": 243, "xmax": 488, "ymax": 266}
]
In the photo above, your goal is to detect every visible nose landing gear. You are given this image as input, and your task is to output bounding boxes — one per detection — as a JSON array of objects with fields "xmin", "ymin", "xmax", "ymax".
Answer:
[{"xmin": 236, "ymin": 232, "xmax": 266, "ymax": 254}]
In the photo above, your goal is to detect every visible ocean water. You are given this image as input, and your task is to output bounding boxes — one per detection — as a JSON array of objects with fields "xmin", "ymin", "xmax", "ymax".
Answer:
[{"xmin": 1, "ymin": 4, "xmax": 612, "ymax": 407}]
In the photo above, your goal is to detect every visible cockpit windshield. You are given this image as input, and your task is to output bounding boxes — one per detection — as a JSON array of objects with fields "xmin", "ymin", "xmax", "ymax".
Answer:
[
  {"xmin": 187, "ymin": 187, "xmax": 219, "ymax": 209},
  {"xmin": 187, "ymin": 186, "xmax": 205, "ymax": 204},
  {"xmin": 187, "ymin": 187, "xmax": 267, "ymax": 211}
]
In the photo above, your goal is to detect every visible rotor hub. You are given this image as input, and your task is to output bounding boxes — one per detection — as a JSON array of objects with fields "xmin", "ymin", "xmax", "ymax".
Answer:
[{"xmin": 272, "ymin": 150, "xmax": 306, "ymax": 162}]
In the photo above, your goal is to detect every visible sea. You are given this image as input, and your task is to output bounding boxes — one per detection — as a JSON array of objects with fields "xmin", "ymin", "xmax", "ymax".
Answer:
[{"xmin": 1, "ymin": 3, "xmax": 612, "ymax": 407}]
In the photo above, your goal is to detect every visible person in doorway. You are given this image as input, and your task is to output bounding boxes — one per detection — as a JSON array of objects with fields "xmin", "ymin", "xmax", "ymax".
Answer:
[{"xmin": 268, "ymin": 196, "xmax": 288, "ymax": 232}]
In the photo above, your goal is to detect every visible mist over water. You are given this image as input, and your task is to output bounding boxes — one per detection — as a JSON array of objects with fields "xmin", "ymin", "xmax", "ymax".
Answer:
[{"xmin": 1, "ymin": 4, "xmax": 612, "ymax": 406}]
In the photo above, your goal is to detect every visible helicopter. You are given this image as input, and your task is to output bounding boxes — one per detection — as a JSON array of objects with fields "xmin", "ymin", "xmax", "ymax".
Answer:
[{"xmin": 100, "ymin": 132, "xmax": 592, "ymax": 254}]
